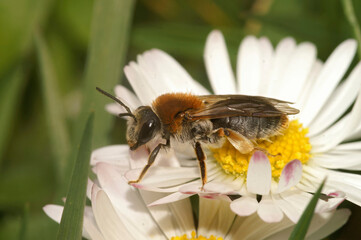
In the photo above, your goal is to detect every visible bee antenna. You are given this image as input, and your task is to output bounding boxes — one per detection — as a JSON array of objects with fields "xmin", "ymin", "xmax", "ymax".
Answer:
[{"xmin": 96, "ymin": 87, "xmax": 137, "ymax": 122}]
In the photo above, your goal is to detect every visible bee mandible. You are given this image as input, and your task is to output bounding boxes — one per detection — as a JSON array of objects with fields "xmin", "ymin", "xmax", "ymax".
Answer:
[{"xmin": 96, "ymin": 87, "xmax": 299, "ymax": 187}]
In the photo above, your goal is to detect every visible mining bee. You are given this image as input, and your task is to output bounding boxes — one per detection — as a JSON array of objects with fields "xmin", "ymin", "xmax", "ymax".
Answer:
[{"xmin": 96, "ymin": 87, "xmax": 299, "ymax": 187}]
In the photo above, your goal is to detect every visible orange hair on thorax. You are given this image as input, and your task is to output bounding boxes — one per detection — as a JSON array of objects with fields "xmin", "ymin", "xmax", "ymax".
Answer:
[{"xmin": 152, "ymin": 93, "xmax": 204, "ymax": 134}]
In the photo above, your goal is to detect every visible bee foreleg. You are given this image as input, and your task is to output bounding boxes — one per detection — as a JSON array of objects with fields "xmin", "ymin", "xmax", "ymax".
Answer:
[
  {"xmin": 128, "ymin": 139, "xmax": 170, "ymax": 184},
  {"xmin": 194, "ymin": 142, "xmax": 207, "ymax": 190}
]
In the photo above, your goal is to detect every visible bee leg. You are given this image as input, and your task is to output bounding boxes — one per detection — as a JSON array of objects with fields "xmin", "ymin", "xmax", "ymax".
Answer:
[
  {"xmin": 219, "ymin": 128, "xmax": 254, "ymax": 154},
  {"xmin": 128, "ymin": 139, "xmax": 170, "ymax": 184},
  {"xmin": 194, "ymin": 141, "xmax": 207, "ymax": 190}
]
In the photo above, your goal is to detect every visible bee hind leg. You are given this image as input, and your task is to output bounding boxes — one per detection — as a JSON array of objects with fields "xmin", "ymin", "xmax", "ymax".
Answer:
[{"xmin": 194, "ymin": 142, "xmax": 207, "ymax": 190}]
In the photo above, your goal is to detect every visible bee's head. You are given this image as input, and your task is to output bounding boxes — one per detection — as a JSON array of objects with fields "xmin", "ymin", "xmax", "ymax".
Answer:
[
  {"xmin": 126, "ymin": 106, "xmax": 161, "ymax": 150},
  {"xmin": 95, "ymin": 87, "xmax": 161, "ymax": 151}
]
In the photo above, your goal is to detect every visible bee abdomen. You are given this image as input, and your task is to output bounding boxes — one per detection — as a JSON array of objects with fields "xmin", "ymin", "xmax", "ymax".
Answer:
[{"xmin": 212, "ymin": 115, "xmax": 287, "ymax": 139}]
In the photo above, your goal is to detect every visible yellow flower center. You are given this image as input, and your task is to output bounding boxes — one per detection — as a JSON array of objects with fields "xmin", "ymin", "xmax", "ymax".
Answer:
[
  {"xmin": 211, "ymin": 120, "xmax": 311, "ymax": 179},
  {"xmin": 171, "ymin": 231, "xmax": 223, "ymax": 240}
]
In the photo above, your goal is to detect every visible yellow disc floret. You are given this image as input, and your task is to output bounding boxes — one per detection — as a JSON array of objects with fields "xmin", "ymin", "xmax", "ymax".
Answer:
[
  {"xmin": 211, "ymin": 120, "xmax": 311, "ymax": 179},
  {"xmin": 171, "ymin": 231, "xmax": 223, "ymax": 240}
]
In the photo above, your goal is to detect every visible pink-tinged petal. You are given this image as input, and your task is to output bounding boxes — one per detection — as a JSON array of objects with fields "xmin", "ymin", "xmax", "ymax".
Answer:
[
  {"xmin": 203, "ymin": 182, "xmax": 238, "ymax": 194},
  {"xmin": 316, "ymin": 197, "xmax": 345, "ymax": 213},
  {"xmin": 179, "ymin": 182, "xmax": 204, "ymax": 194},
  {"xmin": 230, "ymin": 196, "xmax": 259, "ymax": 216},
  {"xmin": 148, "ymin": 192, "xmax": 194, "ymax": 207},
  {"xmin": 204, "ymin": 30, "xmax": 236, "ymax": 94},
  {"xmin": 277, "ymin": 160, "xmax": 302, "ymax": 193},
  {"xmin": 257, "ymin": 196, "xmax": 284, "ymax": 223},
  {"xmin": 237, "ymin": 36, "xmax": 262, "ymax": 95},
  {"xmin": 328, "ymin": 191, "xmax": 345, "ymax": 198},
  {"xmin": 247, "ymin": 151, "xmax": 272, "ymax": 195},
  {"xmin": 125, "ymin": 166, "xmax": 199, "ymax": 189},
  {"xmin": 43, "ymin": 204, "xmax": 63, "ymax": 223}
]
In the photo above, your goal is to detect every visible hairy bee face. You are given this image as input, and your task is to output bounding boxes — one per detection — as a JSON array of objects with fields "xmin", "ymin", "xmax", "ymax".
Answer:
[{"xmin": 126, "ymin": 106, "xmax": 161, "ymax": 150}]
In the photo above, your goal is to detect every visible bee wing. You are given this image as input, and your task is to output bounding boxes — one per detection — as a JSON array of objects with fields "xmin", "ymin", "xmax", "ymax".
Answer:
[{"xmin": 187, "ymin": 95, "xmax": 299, "ymax": 120}]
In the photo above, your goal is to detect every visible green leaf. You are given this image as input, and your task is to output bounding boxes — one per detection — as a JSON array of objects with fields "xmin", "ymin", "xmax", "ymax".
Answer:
[
  {"xmin": 0, "ymin": 67, "xmax": 25, "ymax": 166},
  {"xmin": 18, "ymin": 203, "xmax": 29, "ymax": 240},
  {"xmin": 35, "ymin": 32, "xmax": 70, "ymax": 183},
  {"xmin": 57, "ymin": 112, "xmax": 94, "ymax": 240},
  {"xmin": 0, "ymin": 0, "xmax": 51, "ymax": 78},
  {"xmin": 74, "ymin": 0, "xmax": 135, "ymax": 152},
  {"xmin": 342, "ymin": 0, "xmax": 361, "ymax": 60},
  {"xmin": 289, "ymin": 178, "xmax": 326, "ymax": 240}
]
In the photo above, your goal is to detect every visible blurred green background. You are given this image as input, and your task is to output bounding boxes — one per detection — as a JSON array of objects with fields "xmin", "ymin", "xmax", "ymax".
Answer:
[{"xmin": 1, "ymin": 0, "xmax": 361, "ymax": 239}]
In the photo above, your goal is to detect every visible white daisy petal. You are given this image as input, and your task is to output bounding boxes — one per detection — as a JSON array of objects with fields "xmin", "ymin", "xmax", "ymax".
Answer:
[
  {"xmin": 148, "ymin": 192, "xmax": 194, "ymax": 206},
  {"xmin": 257, "ymin": 37, "xmax": 274, "ymax": 95},
  {"xmin": 237, "ymin": 36, "xmax": 262, "ymax": 95},
  {"xmin": 272, "ymin": 193, "xmax": 302, "ymax": 223},
  {"xmin": 139, "ymin": 49, "xmax": 209, "ymax": 95},
  {"xmin": 204, "ymin": 30, "xmax": 236, "ymax": 94},
  {"xmin": 266, "ymin": 37, "xmax": 296, "ymax": 98},
  {"xmin": 105, "ymin": 103, "xmax": 126, "ymax": 115},
  {"xmin": 91, "ymin": 145, "xmax": 129, "ymax": 167},
  {"xmin": 276, "ymin": 160, "xmax": 302, "ymax": 193},
  {"xmin": 91, "ymin": 185, "xmax": 136, "ymax": 240},
  {"xmin": 125, "ymin": 166, "xmax": 199, "ymax": 189},
  {"xmin": 311, "ymin": 87, "xmax": 361, "ymax": 152},
  {"xmin": 313, "ymin": 153, "xmax": 361, "ymax": 170},
  {"xmin": 198, "ymin": 198, "xmax": 236, "ymax": 237},
  {"xmin": 114, "ymin": 85, "xmax": 141, "ymax": 110},
  {"xmin": 296, "ymin": 59, "xmax": 323, "ymax": 108},
  {"xmin": 247, "ymin": 151, "xmax": 272, "ymax": 195},
  {"xmin": 309, "ymin": 61, "xmax": 361, "ymax": 136},
  {"xmin": 227, "ymin": 213, "xmax": 293, "ymax": 240},
  {"xmin": 124, "ymin": 62, "xmax": 156, "ymax": 105},
  {"xmin": 230, "ymin": 196, "xmax": 259, "ymax": 216},
  {"xmin": 300, "ymin": 39, "xmax": 357, "ymax": 126},
  {"xmin": 257, "ymin": 196, "xmax": 284, "ymax": 223},
  {"xmin": 334, "ymin": 141, "xmax": 361, "ymax": 151},
  {"xmin": 277, "ymin": 42, "xmax": 316, "ymax": 102},
  {"xmin": 306, "ymin": 209, "xmax": 351, "ymax": 240},
  {"xmin": 94, "ymin": 163, "xmax": 165, "ymax": 239},
  {"xmin": 43, "ymin": 204, "xmax": 63, "ymax": 224}
]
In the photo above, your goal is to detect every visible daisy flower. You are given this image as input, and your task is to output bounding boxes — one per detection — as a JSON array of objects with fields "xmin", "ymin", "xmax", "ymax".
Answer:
[
  {"xmin": 105, "ymin": 30, "xmax": 361, "ymax": 223},
  {"xmin": 43, "ymin": 150, "xmax": 351, "ymax": 239}
]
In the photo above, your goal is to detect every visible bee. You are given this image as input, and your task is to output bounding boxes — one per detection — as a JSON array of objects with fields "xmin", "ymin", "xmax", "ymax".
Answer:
[{"xmin": 96, "ymin": 87, "xmax": 299, "ymax": 187}]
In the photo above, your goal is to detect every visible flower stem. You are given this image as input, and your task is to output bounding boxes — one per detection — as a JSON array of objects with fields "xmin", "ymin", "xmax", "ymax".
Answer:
[{"xmin": 342, "ymin": 0, "xmax": 361, "ymax": 60}]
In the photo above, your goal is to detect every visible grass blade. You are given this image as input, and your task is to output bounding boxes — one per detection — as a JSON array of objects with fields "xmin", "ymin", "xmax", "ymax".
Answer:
[
  {"xmin": 75, "ymin": 0, "xmax": 135, "ymax": 149},
  {"xmin": 342, "ymin": 0, "xmax": 361, "ymax": 60},
  {"xmin": 0, "ymin": 68, "xmax": 25, "ymax": 166},
  {"xmin": 35, "ymin": 32, "xmax": 70, "ymax": 183},
  {"xmin": 289, "ymin": 178, "xmax": 326, "ymax": 240},
  {"xmin": 57, "ymin": 112, "xmax": 94, "ymax": 240}
]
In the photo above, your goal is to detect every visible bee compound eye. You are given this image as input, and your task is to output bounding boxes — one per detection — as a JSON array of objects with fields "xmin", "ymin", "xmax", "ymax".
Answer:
[{"xmin": 138, "ymin": 119, "xmax": 157, "ymax": 144}]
